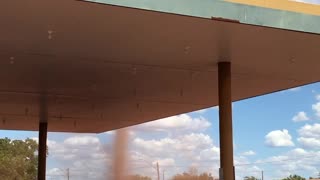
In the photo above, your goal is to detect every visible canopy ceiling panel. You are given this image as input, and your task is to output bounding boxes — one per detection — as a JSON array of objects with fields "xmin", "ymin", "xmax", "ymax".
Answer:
[{"xmin": 0, "ymin": 0, "xmax": 319, "ymax": 132}]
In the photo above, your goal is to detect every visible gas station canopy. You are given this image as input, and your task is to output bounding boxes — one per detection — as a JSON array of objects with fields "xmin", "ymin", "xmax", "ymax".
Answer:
[{"xmin": 1, "ymin": 0, "xmax": 320, "ymax": 132}]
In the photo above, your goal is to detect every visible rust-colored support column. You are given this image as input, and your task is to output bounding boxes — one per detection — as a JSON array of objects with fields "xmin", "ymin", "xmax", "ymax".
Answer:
[
  {"xmin": 38, "ymin": 122, "xmax": 47, "ymax": 180},
  {"xmin": 218, "ymin": 62, "xmax": 235, "ymax": 180},
  {"xmin": 38, "ymin": 95, "xmax": 48, "ymax": 180}
]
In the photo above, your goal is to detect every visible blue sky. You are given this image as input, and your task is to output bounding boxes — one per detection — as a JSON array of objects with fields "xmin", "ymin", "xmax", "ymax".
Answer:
[
  {"xmin": 2, "ymin": 82, "xmax": 320, "ymax": 180},
  {"xmin": 296, "ymin": 0, "xmax": 320, "ymax": 4}
]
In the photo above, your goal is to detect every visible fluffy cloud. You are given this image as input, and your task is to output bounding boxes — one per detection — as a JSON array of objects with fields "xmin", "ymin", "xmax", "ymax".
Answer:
[
  {"xmin": 298, "ymin": 123, "xmax": 320, "ymax": 138},
  {"xmin": 287, "ymin": 148, "xmax": 309, "ymax": 157},
  {"xmin": 297, "ymin": 137, "xmax": 320, "ymax": 149},
  {"xmin": 234, "ymin": 155, "xmax": 262, "ymax": 179},
  {"xmin": 152, "ymin": 158, "xmax": 175, "ymax": 167},
  {"xmin": 297, "ymin": 123, "xmax": 320, "ymax": 149},
  {"xmin": 132, "ymin": 133, "xmax": 216, "ymax": 159},
  {"xmin": 194, "ymin": 106, "xmax": 219, "ymax": 114},
  {"xmin": 38, "ymin": 130, "xmax": 304, "ymax": 180},
  {"xmin": 103, "ymin": 130, "xmax": 115, "ymax": 135},
  {"xmin": 64, "ymin": 136, "xmax": 100, "ymax": 146},
  {"xmin": 44, "ymin": 136, "xmax": 110, "ymax": 180},
  {"xmin": 241, "ymin": 150, "xmax": 256, "ymax": 156},
  {"xmin": 134, "ymin": 114, "xmax": 211, "ymax": 133},
  {"xmin": 292, "ymin": 111, "xmax": 309, "ymax": 122},
  {"xmin": 253, "ymin": 148, "xmax": 319, "ymax": 178},
  {"xmin": 265, "ymin": 129, "xmax": 295, "ymax": 147},
  {"xmin": 288, "ymin": 87, "xmax": 301, "ymax": 92},
  {"xmin": 130, "ymin": 132, "xmax": 221, "ymax": 178},
  {"xmin": 312, "ymin": 102, "xmax": 320, "ymax": 117},
  {"xmin": 194, "ymin": 109, "xmax": 208, "ymax": 114},
  {"xmin": 312, "ymin": 94, "xmax": 320, "ymax": 118},
  {"xmin": 37, "ymin": 115, "xmax": 216, "ymax": 180},
  {"xmin": 199, "ymin": 146, "xmax": 220, "ymax": 161},
  {"xmin": 312, "ymin": 102, "xmax": 320, "ymax": 118},
  {"xmin": 281, "ymin": 87, "xmax": 302, "ymax": 93}
]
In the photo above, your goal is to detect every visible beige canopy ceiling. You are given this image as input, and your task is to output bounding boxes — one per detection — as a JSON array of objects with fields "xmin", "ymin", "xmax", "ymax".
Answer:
[{"xmin": 0, "ymin": 0, "xmax": 319, "ymax": 133}]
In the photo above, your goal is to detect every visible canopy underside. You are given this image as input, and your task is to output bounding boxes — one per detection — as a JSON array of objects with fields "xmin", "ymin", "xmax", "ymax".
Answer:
[{"xmin": 0, "ymin": 0, "xmax": 319, "ymax": 132}]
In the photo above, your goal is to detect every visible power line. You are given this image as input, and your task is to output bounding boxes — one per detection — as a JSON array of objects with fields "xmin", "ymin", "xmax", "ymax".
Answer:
[
  {"xmin": 131, "ymin": 155, "xmax": 317, "ymax": 170},
  {"xmin": 235, "ymin": 155, "xmax": 316, "ymax": 166}
]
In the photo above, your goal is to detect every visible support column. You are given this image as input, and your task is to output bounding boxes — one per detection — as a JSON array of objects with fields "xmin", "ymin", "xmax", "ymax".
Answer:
[
  {"xmin": 38, "ymin": 95, "xmax": 48, "ymax": 180},
  {"xmin": 38, "ymin": 122, "xmax": 47, "ymax": 180},
  {"xmin": 218, "ymin": 62, "xmax": 235, "ymax": 180}
]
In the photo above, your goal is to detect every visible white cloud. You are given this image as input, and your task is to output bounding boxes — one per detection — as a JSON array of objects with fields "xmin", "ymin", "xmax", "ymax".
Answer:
[
  {"xmin": 241, "ymin": 150, "xmax": 256, "ymax": 156},
  {"xmin": 130, "ymin": 132, "xmax": 221, "ymax": 179},
  {"xmin": 292, "ymin": 111, "xmax": 310, "ymax": 122},
  {"xmin": 152, "ymin": 158, "xmax": 175, "ymax": 167},
  {"xmin": 234, "ymin": 156, "xmax": 262, "ymax": 179},
  {"xmin": 288, "ymin": 87, "xmax": 301, "ymax": 92},
  {"xmin": 259, "ymin": 123, "xmax": 320, "ymax": 175},
  {"xmin": 265, "ymin": 129, "xmax": 295, "ymax": 147},
  {"xmin": 134, "ymin": 114, "xmax": 211, "ymax": 133},
  {"xmin": 44, "ymin": 135, "xmax": 110, "ymax": 180},
  {"xmin": 104, "ymin": 130, "xmax": 115, "ymax": 135},
  {"xmin": 254, "ymin": 148, "xmax": 320, "ymax": 178},
  {"xmin": 281, "ymin": 87, "xmax": 302, "ymax": 93},
  {"xmin": 64, "ymin": 136, "xmax": 100, "ymax": 146},
  {"xmin": 213, "ymin": 106, "xmax": 219, "ymax": 110},
  {"xmin": 133, "ymin": 133, "xmax": 215, "ymax": 158},
  {"xmin": 194, "ymin": 109, "xmax": 207, "ymax": 114},
  {"xmin": 191, "ymin": 105, "xmax": 228, "ymax": 114},
  {"xmin": 313, "ymin": 102, "xmax": 320, "ymax": 118},
  {"xmin": 298, "ymin": 123, "xmax": 320, "ymax": 138},
  {"xmin": 38, "ymin": 124, "xmax": 220, "ymax": 180},
  {"xmin": 47, "ymin": 168, "xmax": 68, "ymax": 177},
  {"xmin": 287, "ymin": 148, "xmax": 308, "ymax": 156},
  {"xmin": 199, "ymin": 146, "xmax": 220, "ymax": 161},
  {"xmin": 297, "ymin": 123, "xmax": 320, "ymax": 149},
  {"xmin": 316, "ymin": 94, "xmax": 320, "ymax": 101},
  {"xmin": 297, "ymin": 137, "xmax": 320, "ymax": 149}
]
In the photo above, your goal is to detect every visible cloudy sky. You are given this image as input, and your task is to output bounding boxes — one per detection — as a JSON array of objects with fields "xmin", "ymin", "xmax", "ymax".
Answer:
[{"xmin": 2, "ymin": 82, "xmax": 320, "ymax": 180}]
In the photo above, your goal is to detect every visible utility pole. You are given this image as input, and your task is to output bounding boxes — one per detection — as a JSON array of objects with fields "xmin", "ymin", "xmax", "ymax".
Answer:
[
  {"xmin": 163, "ymin": 170, "xmax": 165, "ymax": 180},
  {"xmin": 67, "ymin": 168, "xmax": 70, "ymax": 180},
  {"xmin": 261, "ymin": 170, "xmax": 264, "ymax": 180},
  {"xmin": 156, "ymin": 162, "xmax": 160, "ymax": 180}
]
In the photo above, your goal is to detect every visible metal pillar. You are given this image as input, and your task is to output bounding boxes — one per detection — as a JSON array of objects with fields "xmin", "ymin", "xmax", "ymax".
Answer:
[
  {"xmin": 38, "ymin": 95, "xmax": 48, "ymax": 180},
  {"xmin": 38, "ymin": 122, "xmax": 47, "ymax": 180},
  {"xmin": 218, "ymin": 62, "xmax": 235, "ymax": 180}
]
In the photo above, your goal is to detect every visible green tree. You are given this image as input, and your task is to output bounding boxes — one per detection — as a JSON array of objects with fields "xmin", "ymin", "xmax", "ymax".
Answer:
[
  {"xmin": 282, "ymin": 174, "xmax": 306, "ymax": 180},
  {"xmin": 244, "ymin": 176, "xmax": 259, "ymax": 180},
  {"xmin": 0, "ymin": 137, "xmax": 39, "ymax": 180}
]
